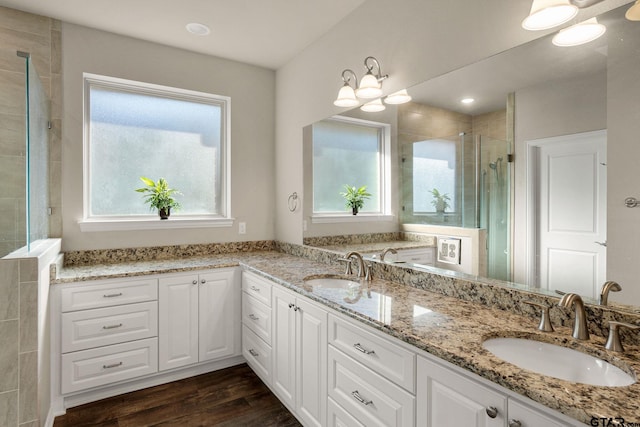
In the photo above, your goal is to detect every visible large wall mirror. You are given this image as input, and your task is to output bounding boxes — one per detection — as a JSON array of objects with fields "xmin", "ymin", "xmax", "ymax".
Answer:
[{"xmin": 303, "ymin": 3, "xmax": 640, "ymax": 309}]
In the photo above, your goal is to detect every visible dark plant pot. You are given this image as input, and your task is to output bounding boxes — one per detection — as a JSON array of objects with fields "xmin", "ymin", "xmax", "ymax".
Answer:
[
  {"xmin": 159, "ymin": 207, "xmax": 171, "ymax": 220},
  {"xmin": 352, "ymin": 207, "xmax": 358, "ymax": 215}
]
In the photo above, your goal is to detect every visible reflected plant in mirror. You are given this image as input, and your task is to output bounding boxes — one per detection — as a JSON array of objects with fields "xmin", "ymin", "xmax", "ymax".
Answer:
[{"xmin": 303, "ymin": 4, "xmax": 640, "ymax": 309}]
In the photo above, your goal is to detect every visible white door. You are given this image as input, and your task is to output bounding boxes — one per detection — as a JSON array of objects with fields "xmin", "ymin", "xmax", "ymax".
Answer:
[
  {"xmin": 272, "ymin": 286, "xmax": 297, "ymax": 409},
  {"xmin": 199, "ymin": 269, "xmax": 239, "ymax": 362},
  {"xmin": 158, "ymin": 274, "xmax": 199, "ymax": 371},
  {"xmin": 537, "ymin": 130, "xmax": 607, "ymax": 298},
  {"xmin": 296, "ymin": 298, "xmax": 327, "ymax": 427}
]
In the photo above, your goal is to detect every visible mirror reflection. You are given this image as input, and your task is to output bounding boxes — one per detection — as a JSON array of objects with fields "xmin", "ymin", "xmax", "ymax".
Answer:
[{"xmin": 303, "ymin": 4, "xmax": 640, "ymax": 309}]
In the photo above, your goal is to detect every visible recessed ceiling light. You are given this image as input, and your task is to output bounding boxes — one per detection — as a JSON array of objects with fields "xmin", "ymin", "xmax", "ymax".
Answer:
[
  {"xmin": 186, "ymin": 22, "xmax": 210, "ymax": 36},
  {"xmin": 461, "ymin": 98, "xmax": 475, "ymax": 104}
]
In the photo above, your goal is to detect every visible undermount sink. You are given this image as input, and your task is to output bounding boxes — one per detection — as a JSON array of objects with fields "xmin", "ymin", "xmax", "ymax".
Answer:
[
  {"xmin": 304, "ymin": 276, "xmax": 361, "ymax": 289},
  {"xmin": 483, "ymin": 337, "xmax": 635, "ymax": 387}
]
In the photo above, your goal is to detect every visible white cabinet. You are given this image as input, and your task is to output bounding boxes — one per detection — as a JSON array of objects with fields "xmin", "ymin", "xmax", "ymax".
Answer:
[
  {"xmin": 271, "ymin": 285, "xmax": 327, "ymax": 427},
  {"xmin": 417, "ymin": 355, "xmax": 580, "ymax": 427},
  {"xmin": 58, "ymin": 277, "xmax": 159, "ymax": 395},
  {"xmin": 159, "ymin": 269, "xmax": 240, "ymax": 371},
  {"xmin": 417, "ymin": 355, "xmax": 506, "ymax": 427}
]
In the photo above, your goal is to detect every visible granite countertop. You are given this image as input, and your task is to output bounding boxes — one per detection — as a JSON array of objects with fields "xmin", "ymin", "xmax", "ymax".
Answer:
[{"xmin": 55, "ymin": 251, "xmax": 640, "ymax": 425}]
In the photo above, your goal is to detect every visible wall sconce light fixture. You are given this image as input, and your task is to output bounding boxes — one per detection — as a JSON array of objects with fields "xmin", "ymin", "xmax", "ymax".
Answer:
[
  {"xmin": 552, "ymin": 17, "xmax": 606, "ymax": 46},
  {"xmin": 334, "ymin": 56, "xmax": 413, "ymax": 109},
  {"xmin": 522, "ymin": 0, "xmax": 578, "ymax": 30},
  {"xmin": 333, "ymin": 69, "xmax": 360, "ymax": 107},
  {"xmin": 361, "ymin": 98, "xmax": 386, "ymax": 112}
]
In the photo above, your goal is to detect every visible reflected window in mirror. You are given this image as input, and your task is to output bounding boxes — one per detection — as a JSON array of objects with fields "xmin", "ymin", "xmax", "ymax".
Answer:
[
  {"xmin": 312, "ymin": 117, "xmax": 390, "ymax": 215},
  {"xmin": 412, "ymin": 139, "xmax": 457, "ymax": 213}
]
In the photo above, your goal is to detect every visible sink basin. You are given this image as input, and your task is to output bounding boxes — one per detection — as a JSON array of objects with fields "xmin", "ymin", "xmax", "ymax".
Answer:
[
  {"xmin": 304, "ymin": 276, "xmax": 361, "ymax": 289},
  {"xmin": 482, "ymin": 337, "xmax": 635, "ymax": 387}
]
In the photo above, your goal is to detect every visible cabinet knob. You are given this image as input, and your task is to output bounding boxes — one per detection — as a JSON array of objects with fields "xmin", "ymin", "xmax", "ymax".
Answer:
[
  {"xmin": 486, "ymin": 406, "xmax": 499, "ymax": 418},
  {"xmin": 509, "ymin": 420, "xmax": 522, "ymax": 427},
  {"xmin": 201, "ymin": 279, "xmax": 206, "ymax": 284},
  {"xmin": 288, "ymin": 303, "xmax": 295, "ymax": 309},
  {"xmin": 192, "ymin": 280, "xmax": 198, "ymax": 285}
]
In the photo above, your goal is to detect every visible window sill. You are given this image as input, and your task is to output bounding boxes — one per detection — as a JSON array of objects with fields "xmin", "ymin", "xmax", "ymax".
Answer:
[
  {"xmin": 78, "ymin": 217, "xmax": 235, "ymax": 232},
  {"xmin": 310, "ymin": 214, "xmax": 395, "ymax": 224}
]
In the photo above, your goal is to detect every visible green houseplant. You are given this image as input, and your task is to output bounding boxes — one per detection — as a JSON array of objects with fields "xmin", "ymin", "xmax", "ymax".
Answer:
[
  {"xmin": 341, "ymin": 185, "xmax": 371, "ymax": 215},
  {"xmin": 135, "ymin": 177, "xmax": 182, "ymax": 219},
  {"xmin": 430, "ymin": 188, "xmax": 450, "ymax": 213}
]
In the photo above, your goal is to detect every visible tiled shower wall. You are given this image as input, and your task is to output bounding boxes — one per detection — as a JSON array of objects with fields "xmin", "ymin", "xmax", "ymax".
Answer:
[{"xmin": 0, "ymin": 6, "xmax": 62, "ymax": 258}]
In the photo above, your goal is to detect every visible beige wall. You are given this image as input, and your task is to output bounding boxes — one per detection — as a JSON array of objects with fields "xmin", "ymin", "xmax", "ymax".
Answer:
[
  {"xmin": 61, "ymin": 24, "xmax": 276, "ymax": 251},
  {"xmin": 274, "ymin": 0, "xmax": 626, "ymax": 245}
]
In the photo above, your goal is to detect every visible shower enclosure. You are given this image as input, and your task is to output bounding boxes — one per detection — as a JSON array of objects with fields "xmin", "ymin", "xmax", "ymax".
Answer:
[
  {"xmin": 0, "ymin": 52, "xmax": 50, "ymax": 258},
  {"xmin": 401, "ymin": 133, "xmax": 511, "ymax": 281}
]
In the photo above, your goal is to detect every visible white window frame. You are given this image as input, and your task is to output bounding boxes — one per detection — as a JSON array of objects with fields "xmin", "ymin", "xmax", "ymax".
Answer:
[
  {"xmin": 311, "ymin": 116, "xmax": 394, "ymax": 224},
  {"xmin": 78, "ymin": 73, "xmax": 232, "ymax": 232}
]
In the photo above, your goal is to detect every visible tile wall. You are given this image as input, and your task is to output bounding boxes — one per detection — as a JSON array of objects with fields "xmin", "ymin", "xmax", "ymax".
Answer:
[{"xmin": 0, "ymin": 6, "xmax": 62, "ymax": 258}]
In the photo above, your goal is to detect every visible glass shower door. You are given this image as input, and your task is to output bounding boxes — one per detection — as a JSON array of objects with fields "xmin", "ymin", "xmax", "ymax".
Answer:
[{"xmin": 478, "ymin": 136, "xmax": 510, "ymax": 281}]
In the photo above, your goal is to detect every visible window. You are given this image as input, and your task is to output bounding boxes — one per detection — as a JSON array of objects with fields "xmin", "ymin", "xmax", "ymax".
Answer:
[
  {"xmin": 311, "ymin": 116, "xmax": 391, "ymax": 218},
  {"xmin": 81, "ymin": 74, "xmax": 231, "ymax": 230},
  {"xmin": 412, "ymin": 139, "xmax": 457, "ymax": 212}
]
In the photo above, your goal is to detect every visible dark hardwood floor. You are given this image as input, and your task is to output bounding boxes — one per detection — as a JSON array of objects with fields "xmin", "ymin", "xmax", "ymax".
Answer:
[{"xmin": 53, "ymin": 364, "xmax": 302, "ymax": 427}]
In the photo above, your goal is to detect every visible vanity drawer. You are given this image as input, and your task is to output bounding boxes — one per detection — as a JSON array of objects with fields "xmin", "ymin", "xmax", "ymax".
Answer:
[
  {"xmin": 61, "ymin": 301, "xmax": 158, "ymax": 353},
  {"xmin": 328, "ymin": 397, "xmax": 365, "ymax": 427},
  {"xmin": 328, "ymin": 346, "xmax": 415, "ymax": 427},
  {"xmin": 61, "ymin": 278, "xmax": 158, "ymax": 312},
  {"xmin": 242, "ymin": 325, "xmax": 272, "ymax": 384},
  {"xmin": 61, "ymin": 337, "xmax": 158, "ymax": 394},
  {"xmin": 329, "ymin": 314, "xmax": 415, "ymax": 392},
  {"xmin": 242, "ymin": 271, "xmax": 272, "ymax": 307},
  {"xmin": 242, "ymin": 293, "xmax": 271, "ymax": 344}
]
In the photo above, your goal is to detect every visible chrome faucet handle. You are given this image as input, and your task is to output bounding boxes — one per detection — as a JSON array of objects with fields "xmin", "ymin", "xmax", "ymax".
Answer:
[
  {"xmin": 524, "ymin": 301, "xmax": 554, "ymax": 332},
  {"xmin": 364, "ymin": 263, "xmax": 373, "ymax": 281},
  {"xmin": 599, "ymin": 281, "xmax": 622, "ymax": 306},
  {"xmin": 605, "ymin": 321, "xmax": 640, "ymax": 352},
  {"xmin": 337, "ymin": 257, "xmax": 354, "ymax": 275}
]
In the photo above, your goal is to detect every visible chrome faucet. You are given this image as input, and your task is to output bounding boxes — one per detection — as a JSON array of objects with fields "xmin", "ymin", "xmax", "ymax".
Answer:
[
  {"xmin": 344, "ymin": 251, "xmax": 367, "ymax": 279},
  {"xmin": 558, "ymin": 293, "xmax": 589, "ymax": 340},
  {"xmin": 599, "ymin": 281, "xmax": 622, "ymax": 306},
  {"xmin": 380, "ymin": 247, "xmax": 398, "ymax": 262}
]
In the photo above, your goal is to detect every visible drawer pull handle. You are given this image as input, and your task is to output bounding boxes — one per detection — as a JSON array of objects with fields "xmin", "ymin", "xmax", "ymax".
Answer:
[
  {"xmin": 353, "ymin": 343, "xmax": 375, "ymax": 355},
  {"xmin": 351, "ymin": 390, "xmax": 373, "ymax": 406},
  {"xmin": 251, "ymin": 286, "xmax": 260, "ymax": 292},
  {"xmin": 103, "ymin": 292, "xmax": 123, "ymax": 298},
  {"xmin": 248, "ymin": 349, "xmax": 259, "ymax": 357},
  {"xmin": 102, "ymin": 323, "xmax": 123, "ymax": 330},
  {"xmin": 249, "ymin": 314, "xmax": 259, "ymax": 321},
  {"xmin": 486, "ymin": 406, "xmax": 499, "ymax": 418},
  {"xmin": 103, "ymin": 362, "xmax": 123, "ymax": 369}
]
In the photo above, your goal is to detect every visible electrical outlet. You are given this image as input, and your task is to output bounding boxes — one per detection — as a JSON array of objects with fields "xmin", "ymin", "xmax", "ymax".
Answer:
[{"xmin": 239, "ymin": 222, "xmax": 246, "ymax": 234}]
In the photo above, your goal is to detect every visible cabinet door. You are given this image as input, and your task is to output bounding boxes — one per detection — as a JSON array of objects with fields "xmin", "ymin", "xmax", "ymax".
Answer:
[
  {"xmin": 508, "ymin": 399, "xmax": 570, "ymax": 427},
  {"xmin": 417, "ymin": 356, "xmax": 506, "ymax": 427},
  {"xmin": 159, "ymin": 274, "xmax": 199, "ymax": 371},
  {"xmin": 272, "ymin": 286, "xmax": 297, "ymax": 409},
  {"xmin": 199, "ymin": 269, "xmax": 240, "ymax": 362},
  {"xmin": 296, "ymin": 297, "xmax": 327, "ymax": 427}
]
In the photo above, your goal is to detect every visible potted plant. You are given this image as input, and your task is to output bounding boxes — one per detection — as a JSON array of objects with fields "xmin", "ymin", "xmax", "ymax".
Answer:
[
  {"xmin": 135, "ymin": 177, "xmax": 182, "ymax": 219},
  {"xmin": 430, "ymin": 188, "xmax": 450, "ymax": 213},
  {"xmin": 341, "ymin": 185, "xmax": 371, "ymax": 215}
]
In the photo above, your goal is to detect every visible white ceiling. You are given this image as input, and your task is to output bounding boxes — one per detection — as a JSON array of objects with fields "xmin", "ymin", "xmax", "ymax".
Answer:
[{"xmin": 0, "ymin": 0, "xmax": 366, "ymax": 69}]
